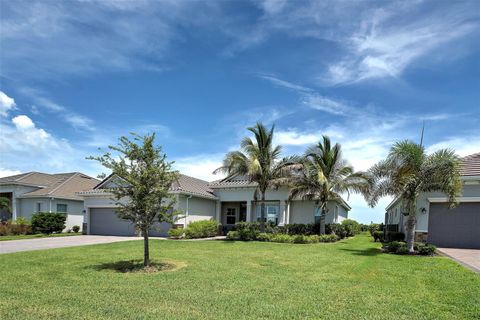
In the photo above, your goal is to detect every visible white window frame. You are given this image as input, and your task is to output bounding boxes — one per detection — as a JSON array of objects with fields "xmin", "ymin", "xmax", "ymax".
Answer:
[{"xmin": 256, "ymin": 202, "xmax": 279, "ymax": 224}]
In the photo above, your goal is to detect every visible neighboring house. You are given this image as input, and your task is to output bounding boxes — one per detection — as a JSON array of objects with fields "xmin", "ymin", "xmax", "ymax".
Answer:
[
  {"xmin": 385, "ymin": 152, "xmax": 480, "ymax": 248},
  {"xmin": 79, "ymin": 173, "xmax": 351, "ymax": 236},
  {"xmin": 0, "ymin": 172, "xmax": 99, "ymax": 230}
]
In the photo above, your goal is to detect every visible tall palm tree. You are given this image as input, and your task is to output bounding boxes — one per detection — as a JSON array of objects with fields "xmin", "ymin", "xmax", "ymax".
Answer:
[
  {"xmin": 289, "ymin": 136, "xmax": 370, "ymax": 234},
  {"xmin": 214, "ymin": 122, "xmax": 289, "ymax": 231},
  {"xmin": 368, "ymin": 141, "xmax": 462, "ymax": 252}
]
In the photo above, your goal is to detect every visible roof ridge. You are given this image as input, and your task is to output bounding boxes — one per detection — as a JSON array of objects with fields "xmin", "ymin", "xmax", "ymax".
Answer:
[
  {"xmin": 179, "ymin": 173, "xmax": 210, "ymax": 184},
  {"xmin": 47, "ymin": 172, "xmax": 79, "ymax": 196},
  {"xmin": 15, "ymin": 171, "xmax": 36, "ymax": 181}
]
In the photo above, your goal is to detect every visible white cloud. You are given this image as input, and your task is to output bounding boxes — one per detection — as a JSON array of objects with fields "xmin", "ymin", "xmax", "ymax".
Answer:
[
  {"xmin": 0, "ymin": 115, "xmax": 101, "ymax": 176},
  {"xmin": 0, "ymin": 91, "xmax": 16, "ymax": 117},
  {"xmin": 302, "ymin": 94, "xmax": 350, "ymax": 115},
  {"xmin": 322, "ymin": 4, "xmax": 479, "ymax": 85},
  {"xmin": 426, "ymin": 136, "xmax": 480, "ymax": 157},
  {"xmin": 275, "ymin": 130, "xmax": 319, "ymax": 146},
  {"xmin": 0, "ymin": 168, "xmax": 22, "ymax": 178},
  {"xmin": 12, "ymin": 115, "xmax": 36, "ymax": 130},
  {"xmin": 259, "ymin": 74, "xmax": 312, "ymax": 93},
  {"xmin": 19, "ymin": 87, "xmax": 94, "ymax": 131},
  {"xmin": 174, "ymin": 154, "xmax": 225, "ymax": 182}
]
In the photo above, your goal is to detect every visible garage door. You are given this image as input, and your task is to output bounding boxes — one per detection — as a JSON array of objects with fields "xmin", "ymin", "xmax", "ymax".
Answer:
[
  {"xmin": 428, "ymin": 203, "xmax": 480, "ymax": 249},
  {"xmin": 90, "ymin": 208, "xmax": 136, "ymax": 236},
  {"xmin": 89, "ymin": 208, "xmax": 171, "ymax": 237}
]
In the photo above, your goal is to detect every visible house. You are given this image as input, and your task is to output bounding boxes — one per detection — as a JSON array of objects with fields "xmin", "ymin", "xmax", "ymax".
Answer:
[
  {"xmin": 0, "ymin": 172, "xmax": 99, "ymax": 230},
  {"xmin": 385, "ymin": 152, "xmax": 480, "ymax": 248},
  {"xmin": 79, "ymin": 173, "xmax": 351, "ymax": 236}
]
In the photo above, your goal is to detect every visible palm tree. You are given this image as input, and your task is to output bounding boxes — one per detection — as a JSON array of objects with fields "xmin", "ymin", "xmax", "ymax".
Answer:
[
  {"xmin": 214, "ymin": 122, "xmax": 289, "ymax": 232},
  {"xmin": 368, "ymin": 141, "xmax": 462, "ymax": 252},
  {"xmin": 288, "ymin": 136, "xmax": 370, "ymax": 234}
]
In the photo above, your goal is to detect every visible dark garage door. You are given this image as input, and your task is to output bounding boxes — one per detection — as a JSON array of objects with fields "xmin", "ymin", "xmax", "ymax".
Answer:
[
  {"xmin": 90, "ymin": 208, "xmax": 136, "ymax": 236},
  {"xmin": 428, "ymin": 202, "xmax": 480, "ymax": 248},
  {"xmin": 89, "ymin": 208, "xmax": 171, "ymax": 237}
]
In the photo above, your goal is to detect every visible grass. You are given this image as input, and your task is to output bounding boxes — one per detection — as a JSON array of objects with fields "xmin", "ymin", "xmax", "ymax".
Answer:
[
  {"xmin": 0, "ymin": 232, "xmax": 81, "ymax": 241},
  {"xmin": 0, "ymin": 234, "xmax": 478, "ymax": 320}
]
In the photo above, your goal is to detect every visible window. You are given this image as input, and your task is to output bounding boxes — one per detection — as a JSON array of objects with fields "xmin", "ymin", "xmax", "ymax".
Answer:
[
  {"xmin": 56, "ymin": 204, "xmax": 67, "ymax": 213},
  {"xmin": 36, "ymin": 202, "xmax": 42, "ymax": 213},
  {"xmin": 226, "ymin": 208, "xmax": 236, "ymax": 225},
  {"xmin": 256, "ymin": 202, "xmax": 279, "ymax": 225},
  {"xmin": 314, "ymin": 206, "xmax": 321, "ymax": 223}
]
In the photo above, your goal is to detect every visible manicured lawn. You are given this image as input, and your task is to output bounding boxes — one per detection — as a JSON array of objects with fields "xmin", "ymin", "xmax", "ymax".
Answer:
[
  {"xmin": 0, "ymin": 232, "xmax": 81, "ymax": 241},
  {"xmin": 0, "ymin": 234, "xmax": 478, "ymax": 320}
]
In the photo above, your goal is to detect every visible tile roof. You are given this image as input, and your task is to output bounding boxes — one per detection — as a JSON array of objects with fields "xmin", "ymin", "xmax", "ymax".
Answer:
[
  {"xmin": 0, "ymin": 172, "xmax": 99, "ymax": 200},
  {"xmin": 460, "ymin": 153, "xmax": 480, "ymax": 177},
  {"xmin": 172, "ymin": 174, "xmax": 217, "ymax": 199},
  {"xmin": 79, "ymin": 173, "xmax": 218, "ymax": 200}
]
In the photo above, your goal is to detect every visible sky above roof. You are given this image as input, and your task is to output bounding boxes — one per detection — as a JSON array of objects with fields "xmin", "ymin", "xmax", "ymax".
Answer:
[{"xmin": 1, "ymin": 0, "xmax": 479, "ymax": 223}]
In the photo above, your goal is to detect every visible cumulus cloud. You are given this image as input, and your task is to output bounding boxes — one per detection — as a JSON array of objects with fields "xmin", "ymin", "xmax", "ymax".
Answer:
[
  {"xmin": 0, "ymin": 168, "xmax": 22, "ymax": 178},
  {"xmin": 0, "ymin": 91, "xmax": 16, "ymax": 117},
  {"xmin": 0, "ymin": 114, "xmax": 101, "ymax": 176},
  {"xmin": 174, "ymin": 154, "xmax": 225, "ymax": 182}
]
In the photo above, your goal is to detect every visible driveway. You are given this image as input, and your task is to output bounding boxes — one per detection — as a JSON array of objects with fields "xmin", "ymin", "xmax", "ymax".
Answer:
[
  {"xmin": 0, "ymin": 235, "xmax": 143, "ymax": 254},
  {"xmin": 437, "ymin": 248, "xmax": 480, "ymax": 273}
]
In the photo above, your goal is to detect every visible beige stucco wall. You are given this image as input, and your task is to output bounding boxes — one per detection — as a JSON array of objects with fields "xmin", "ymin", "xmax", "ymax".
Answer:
[
  {"xmin": 176, "ymin": 195, "xmax": 217, "ymax": 226},
  {"xmin": 290, "ymin": 200, "xmax": 348, "ymax": 224}
]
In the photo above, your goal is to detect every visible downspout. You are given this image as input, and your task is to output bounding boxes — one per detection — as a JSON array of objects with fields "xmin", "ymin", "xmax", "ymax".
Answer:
[{"xmin": 184, "ymin": 194, "xmax": 192, "ymax": 228}]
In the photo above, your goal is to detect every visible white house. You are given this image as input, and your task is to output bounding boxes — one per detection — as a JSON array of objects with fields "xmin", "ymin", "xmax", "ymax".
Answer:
[
  {"xmin": 385, "ymin": 152, "xmax": 480, "ymax": 248},
  {"xmin": 79, "ymin": 173, "xmax": 351, "ymax": 236},
  {"xmin": 0, "ymin": 172, "xmax": 99, "ymax": 230}
]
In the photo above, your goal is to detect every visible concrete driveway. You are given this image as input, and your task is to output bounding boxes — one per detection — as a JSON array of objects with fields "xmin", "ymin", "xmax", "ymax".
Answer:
[
  {"xmin": 0, "ymin": 235, "xmax": 143, "ymax": 254},
  {"xmin": 437, "ymin": 248, "xmax": 480, "ymax": 273}
]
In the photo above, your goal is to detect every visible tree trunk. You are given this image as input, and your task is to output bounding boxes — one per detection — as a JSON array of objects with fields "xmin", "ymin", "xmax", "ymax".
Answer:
[
  {"xmin": 259, "ymin": 193, "xmax": 266, "ymax": 233},
  {"xmin": 143, "ymin": 229, "xmax": 150, "ymax": 267},
  {"xmin": 319, "ymin": 202, "xmax": 327, "ymax": 235},
  {"xmin": 405, "ymin": 199, "xmax": 417, "ymax": 253}
]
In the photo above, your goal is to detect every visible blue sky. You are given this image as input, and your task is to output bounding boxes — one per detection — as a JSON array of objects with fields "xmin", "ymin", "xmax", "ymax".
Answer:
[{"xmin": 1, "ymin": 0, "xmax": 479, "ymax": 223}]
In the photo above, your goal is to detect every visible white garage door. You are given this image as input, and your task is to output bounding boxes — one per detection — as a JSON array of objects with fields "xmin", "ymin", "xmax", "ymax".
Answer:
[{"xmin": 90, "ymin": 208, "xmax": 136, "ymax": 236}]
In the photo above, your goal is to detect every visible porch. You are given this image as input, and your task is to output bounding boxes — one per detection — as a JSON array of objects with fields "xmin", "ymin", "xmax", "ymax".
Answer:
[{"xmin": 216, "ymin": 200, "xmax": 290, "ymax": 227}]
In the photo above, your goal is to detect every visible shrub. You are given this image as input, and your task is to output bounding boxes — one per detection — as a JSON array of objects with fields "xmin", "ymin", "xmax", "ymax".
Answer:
[
  {"xmin": 234, "ymin": 222, "xmax": 260, "ymax": 240},
  {"xmin": 72, "ymin": 225, "xmax": 80, "ymax": 233},
  {"xmin": 326, "ymin": 223, "xmax": 347, "ymax": 239},
  {"xmin": 341, "ymin": 219, "xmax": 361, "ymax": 237},
  {"xmin": 226, "ymin": 230, "xmax": 239, "ymax": 240},
  {"xmin": 184, "ymin": 219, "xmax": 219, "ymax": 239},
  {"xmin": 270, "ymin": 233, "xmax": 294, "ymax": 243},
  {"xmin": 168, "ymin": 227, "xmax": 184, "ymax": 239},
  {"xmin": 417, "ymin": 243, "xmax": 436, "ymax": 255},
  {"xmin": 383, "ymin": 241, "xmax": 406, "ymax": 253},
  {"xmin": 396, "ymin": 246, "xmax": 410, "ymax": 255},
  {"xmin": 318, "ymin": 234, "xmax": 338, "ymax": 242},
  {"xmin": 368, "ymin": 223, "xmax": 380, "ymax": 236},
  {"xmin": 0, "ymin": 224, "xmax": 8, "ymax": 236},
  {"xmin": 373, "ymin": 231, "xmax": 384, "ymax": 242},
  {"xmin": 385, "ymin": 231, "xmax": 405, "ymax": 242},
  {"xmin": 31, "ymin": 212, "xmax": 67, "ymax": 234},
  {"xmin": 255, "ymin": 233, "xmax": 271, "ymax": 241}
]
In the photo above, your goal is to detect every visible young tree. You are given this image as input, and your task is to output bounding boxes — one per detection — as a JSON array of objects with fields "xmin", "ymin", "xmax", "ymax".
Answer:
[
  {"xmin": 288, "ymin": 136, "xmax": 370, "ymax": 234},
  {"xmin": 89, "ymin": 133, "xmax": 178, "ymax": 267},
  {"xmin": 214, "ymin": 123, "xmax": 289, "ymax": 232},
  {"xmin": 368, "ymin": 141, "xmax": 462, "ymax": 252}
]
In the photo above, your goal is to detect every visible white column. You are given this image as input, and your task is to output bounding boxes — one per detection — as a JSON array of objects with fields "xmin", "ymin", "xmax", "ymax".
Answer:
[
  {"xmin": 215, "ymin": 201, "xmax": 222, "ymax": 223},
  {"xmin": 279, "ymin": 201, "xmax": 287, "ymax": 226},
  {"xmin": 286, "ymin": 201, "xmax": 291, "ymax": 224},
  {"xmin": 246, "ymin": 202, "xmax": 252, "ymax": 222},
  {"xmin": 11, "ymin": 192, "xmax": 17, "ymax": 220}
]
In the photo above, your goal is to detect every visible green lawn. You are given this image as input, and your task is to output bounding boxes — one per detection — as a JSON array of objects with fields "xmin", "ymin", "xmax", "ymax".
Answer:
[
  {"xmin": 1, "ymin": 234, "xmax": 478, "ymax": 320},
  {"xmin": 0, "ymin": 232, "xmax": 81, "ymax": 241}
]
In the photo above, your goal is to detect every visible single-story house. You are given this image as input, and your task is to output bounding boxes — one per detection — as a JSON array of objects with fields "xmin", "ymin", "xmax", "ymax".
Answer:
[
  {"xmin": 385, "ymin": 152, "xmax": 480, "ymax": 248},
  {"xmin": 79, "ymin": 173, "xmax": 351, "ymax": 236},
  {"xmin": 0, "ymin": 172, "xmax": 99, "ymax": 230}
]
